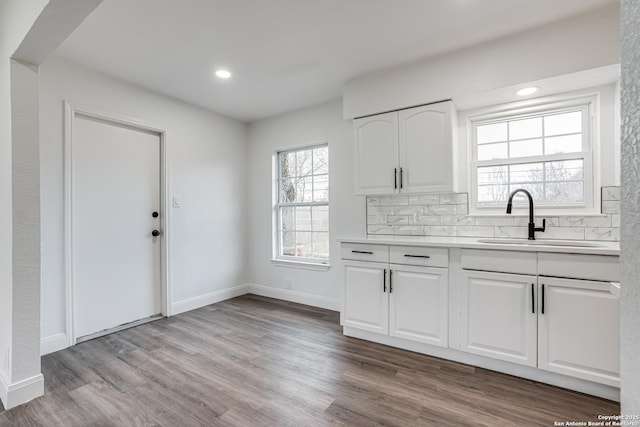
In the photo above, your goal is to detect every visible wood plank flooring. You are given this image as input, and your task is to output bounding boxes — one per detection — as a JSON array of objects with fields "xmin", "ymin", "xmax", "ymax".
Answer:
[{"xmin": 0, "ymin": 295, "xmax": 619, "ymax": 426}]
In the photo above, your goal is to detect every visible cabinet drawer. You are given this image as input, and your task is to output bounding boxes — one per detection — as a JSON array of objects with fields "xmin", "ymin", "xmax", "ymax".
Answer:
[
  {"xmin": 389, "ymin": 245, "xmax": 448, "ymax": 267},
  {"xmin": 341, "ymin": 243, "xmax": 389, "ymax": 263},
  {"xmin": 538, "ymin": 253, "xmax": 620, "ymax": 282},
  {"xmin": 461, "ymin": 249, "xmax": 537, "ymax": 275}
]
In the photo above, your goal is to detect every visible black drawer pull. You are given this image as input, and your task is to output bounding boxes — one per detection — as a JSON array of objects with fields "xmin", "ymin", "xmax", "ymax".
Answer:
[
  {"xmin": 352, "ymin": 250, "xmax": 374, "ymax": 255},
  {"xmin": 404, "ymin": 254, "xmax": 430, "ymax": 259},
  {"xmin": 541, "ymin": 284, "xmax": 545, "ymax": 314},
  {"xmin": 531, "ymin": 283, "xmax": 535, "ymax": 314},
  {"xmin": 383, "ymin": 269, "xmax": 387, "ymax": 292}
]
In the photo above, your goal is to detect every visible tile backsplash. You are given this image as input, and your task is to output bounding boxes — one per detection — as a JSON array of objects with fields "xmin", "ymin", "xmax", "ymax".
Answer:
[{"xmin": 366, "ymin": 186, "xmax": 620, "ymax": 241}]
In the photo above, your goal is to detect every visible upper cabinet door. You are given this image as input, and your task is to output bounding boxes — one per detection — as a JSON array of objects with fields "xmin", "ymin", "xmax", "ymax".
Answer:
[
  {"xmin": 399, "ymin": 101, "xmax": 455, "ymax": 193},
  {"xmin": 353, "ymin": 112, "xmax": 399, "ymax": 195}
]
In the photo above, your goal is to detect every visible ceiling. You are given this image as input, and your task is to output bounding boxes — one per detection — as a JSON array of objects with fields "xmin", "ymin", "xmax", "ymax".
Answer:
[{"xmin": 54, "ymin": 0, "xmax": 617, "ymax": 123}]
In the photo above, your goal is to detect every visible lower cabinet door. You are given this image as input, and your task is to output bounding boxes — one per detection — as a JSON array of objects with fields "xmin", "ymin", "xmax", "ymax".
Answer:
[
  {"xmin": 343, "ymin": 261, "xmax": 389, "ymax": 334},
  {"xmin": 538, "ymin": 277, "xmax": 620, "ymax": 387},
  {"xmin": 460, "ymin": 270, "xmax": 537, "ymax": 367},
  {"xmin": 388, "ymin": 265, "xmax": 448, "ymax": 347}
]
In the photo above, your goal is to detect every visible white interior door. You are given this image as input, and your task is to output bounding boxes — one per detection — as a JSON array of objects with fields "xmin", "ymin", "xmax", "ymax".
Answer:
[{"xmin": 73, "ymin": 114, "xmax": 162, "ymax": 340}]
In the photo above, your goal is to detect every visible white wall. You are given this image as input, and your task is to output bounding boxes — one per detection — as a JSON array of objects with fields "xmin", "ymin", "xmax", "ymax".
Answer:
[
  {"xmin": 343, "ymin": 4, "xmax": 620, "ymax": 119},
  {"xmin": 246, "ymin": 99, "xmax": 364, "ymax": 309},
  {"xmin": 0, "ymin": 0, "xmax": 48, "ymax": 392},
  {"xmin": 620, "ymin": 0, "xmax": 640, "ymax": 414},
  {"xmin": 39, "ymin": 56, "xmax": 249, "ymax": 350}
]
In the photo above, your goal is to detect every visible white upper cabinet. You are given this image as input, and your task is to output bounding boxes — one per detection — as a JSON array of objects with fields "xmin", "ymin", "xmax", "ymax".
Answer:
[
  {"xmin": 353, "ymin": 101, "xmax": 456, "ymax": 195},
  {"xmin": 353, "ymin": 112, "xmax": 398, "ymax": 195},
  {"xmin": 398, "ymin": 103, "xmax": 455, "ymax": 193}
]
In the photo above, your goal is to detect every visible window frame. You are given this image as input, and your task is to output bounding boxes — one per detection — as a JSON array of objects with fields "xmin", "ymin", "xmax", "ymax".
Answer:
[
  {"xmin": 468, "ymin": 95, "xmax": 598, "ymax": 216},
  {"xmin": 274, "ymin": 143, "xmax": 330, "ymax": 266}
]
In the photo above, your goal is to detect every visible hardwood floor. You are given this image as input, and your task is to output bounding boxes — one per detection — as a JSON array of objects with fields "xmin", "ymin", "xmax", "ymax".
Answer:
[{"xmin": 0, "ymin": 295, "xmax": 618, "ymax": 426}]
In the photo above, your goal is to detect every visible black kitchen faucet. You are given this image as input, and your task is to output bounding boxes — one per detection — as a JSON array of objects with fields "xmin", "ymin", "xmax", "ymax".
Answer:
[{"xmin": 506, "ymin": 188, "xmax": 546, "ymax": 240}]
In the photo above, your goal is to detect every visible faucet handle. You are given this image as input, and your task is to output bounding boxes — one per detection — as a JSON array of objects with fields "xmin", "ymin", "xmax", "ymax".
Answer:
[{"xmin": 535, "ymin": 218, "xmax": 546, "ymax": 233}]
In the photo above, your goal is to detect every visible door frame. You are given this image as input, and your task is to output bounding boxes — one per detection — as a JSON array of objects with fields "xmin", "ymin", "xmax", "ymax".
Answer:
[{"xmin": 63, "ymin": 101, "xmax": 171, "ymax": 346}]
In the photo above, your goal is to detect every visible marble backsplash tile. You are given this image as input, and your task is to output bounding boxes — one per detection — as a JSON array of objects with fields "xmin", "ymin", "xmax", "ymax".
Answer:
[{"xmin": 366, "ymin": 186, "xmax": 621, "ymax": 242}]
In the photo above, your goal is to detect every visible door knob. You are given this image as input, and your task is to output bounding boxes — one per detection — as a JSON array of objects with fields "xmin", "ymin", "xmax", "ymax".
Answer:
[
  {"xmin": 152, "ymin": 230, "xmax": 160, "ymax": 237},
  {"xmin": 152, "ymin": 211, "xmax": 159, "ymax": 218}
]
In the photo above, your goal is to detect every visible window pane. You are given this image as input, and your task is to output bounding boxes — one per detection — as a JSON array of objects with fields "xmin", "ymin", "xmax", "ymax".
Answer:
[
  {"xmin": 510, "ymin": 163, "xmax": 543, "ymax": 184},
  {"xmin": 510, "ymin": 138, "xmax": 542, "ymax": 158},
  {"xmin": 546, "ymin": 181, "xmax": 584, "ymax": 204},
  {"xmin": 312, "ymin": 232, "xmax": 329, "ymax": 258},
  {"xmin": 546, "ymin": 159, "xmax": 584, "ymax": 181},
  {"xmin": 296, "ymin": 150, "xmax": 313, "ymax": 176},
  {"xmin": 508, "ymin": 184, "xmax": 544, "ymax": 204},
  {"xmin": 477, "ymin": 122, "xmax": 507, "ymax": 144},
  {"xmin": 313, "ymin": 146, "xmax": 328, "ymax": 174},
  {"xmin": 478, "ymin": 165, "xmax": 508, "ymax": 186},
  {"xmin": 544, "ymin": 111, "xmax": 581, "ymax": 136},
  {"xmin": 478, "ymin": 185, "xmax": 509, "ymax": 205},
  {"xmin": 294, "ymin": 176, "xmax": 313, "ymax": 202},
  {"xmin": 477, "ymin": 142, "xmax": 507, "ymax": 160},
  {"xmin": 280, "ymin": 152, "xmax": 296, "ymax": 178},
  {"xmin": 280, "ymin": 178, "xmax": 297, "ymax": 203},
  {"xmin": 313, "ymin": 174, "xmax": 329, "ymax": 202},
  {"xmin": 281, "ymin": 231, "xmax": 295, "ymax": 256},
  {"xmin": 295, "ymin": 232, "xmax": 312, "ymax": 257},
  {"xmin": 312, "ymin": 206, "xmax": 329, "ymax": 231},
  {"xmin": 545, "ymin": 134, "xmax": 582, "ymax": 154},
  {"xmin": 280, "ymin": 207, "xmax": 294, "ymax": 232},
  {"xmin": 295, "ymin": 206, "xmax": 311, "ymax": 231},
  {"xmin": 509, "ymin": 117, "xmax": 542, "ymax": 140}
]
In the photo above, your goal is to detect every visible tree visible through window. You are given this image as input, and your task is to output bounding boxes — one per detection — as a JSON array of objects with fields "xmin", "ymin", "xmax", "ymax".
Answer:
[
  {"xmin": 277, "ymin": 144, "xmax": 329, "ymax": 261},
  {"xmin": 470, "ymin": 100, "xmax": 594, "ymax": 212}
]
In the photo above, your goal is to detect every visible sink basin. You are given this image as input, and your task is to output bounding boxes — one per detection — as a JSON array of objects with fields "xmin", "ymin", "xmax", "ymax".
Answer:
[{"xmin": 477, "ymin": 238, "xmax": 605, "ymax": 248}]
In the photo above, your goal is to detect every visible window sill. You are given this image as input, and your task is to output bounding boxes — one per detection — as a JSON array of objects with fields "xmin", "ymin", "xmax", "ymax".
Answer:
[{"xmin": 270, "ymin": 258, "xmax": 331, "ymax": 271}]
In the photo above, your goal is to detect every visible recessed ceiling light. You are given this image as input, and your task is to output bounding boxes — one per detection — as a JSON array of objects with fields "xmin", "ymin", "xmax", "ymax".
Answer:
[
  {"xmin": 515, "ymin": 86, "xmax": 540, "ymax": 97},
  {"xmin": 215, "ymin": 69, "xmax": 232, "ymax": 79}
]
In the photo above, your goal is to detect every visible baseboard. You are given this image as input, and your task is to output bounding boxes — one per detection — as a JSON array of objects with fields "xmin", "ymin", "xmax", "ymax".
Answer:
[
  {"xmin": 171, "ymin": 284, "xmax": 250, "ymax": 315},
  {"xmin": 247, "ymin": 283, "xmax": 341, "ymax": 311},
  {"xmin": 41, "ymin": 333, "xmax": 69, "ymax": 356},
  {"xmin": 0, "ymin": 373, "xmax": 44, "ymax": 410}
]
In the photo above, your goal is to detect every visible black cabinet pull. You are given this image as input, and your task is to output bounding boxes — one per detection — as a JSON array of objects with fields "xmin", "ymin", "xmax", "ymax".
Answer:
[
  {"xmin": 399, "ymin": 167, "xmax": 404, "ymax": 189},
  {"xmin": 404, "ymin": 254, "xmax": 430, "ymax": 259},
  {"xmin": 389, "ymin": 270, "xmax": 393, "ymax": 293},
  {"xmin": 541, "ymin": 284, "xmax": 545, "ymax": 314},
  {"xmin": 531, "ymin": 283, "xmax": 535, "ymax": 314},
  {"xmin": 394, "ymin": 168, "xmax": 398, "ymax": 189},
  {"xmin": 383, "ymin": 269, "xmax": 387, "ymax": 292},
  {"xmin": 352, "ymin": 250, "xmax": 373, "ymax": 255}
]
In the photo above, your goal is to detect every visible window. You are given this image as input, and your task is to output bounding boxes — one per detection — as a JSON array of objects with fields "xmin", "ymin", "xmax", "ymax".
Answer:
[
  {"xmin": 469, "ymin": 97, "xmax": 596, "ymax": 213},
  {"xmin": 276, "ymin": 144, "xmax": 329, "ymax": 263}
]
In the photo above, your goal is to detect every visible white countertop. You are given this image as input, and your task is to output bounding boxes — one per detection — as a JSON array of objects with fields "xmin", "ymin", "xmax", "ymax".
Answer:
[{"xmin": 338, "ymin": 235, "xmax": 620, "ymax": 256}]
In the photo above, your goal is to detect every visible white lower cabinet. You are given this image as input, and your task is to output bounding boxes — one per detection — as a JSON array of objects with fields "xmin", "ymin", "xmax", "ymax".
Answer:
[
  {"xmin": 343, "ymin": 251, "xmax": 449, "ymax": 348},
  {"xmin": 459, "ymin": 263, "xmax": 620, "ymax": 387},
  {"xmin": 459, "ymin": 270, "xmax": 537, "ymax": 367},
  {"xmin": 342, "ymin": 241, "xmax": 621, "ymax": 395},
  {"xmin": 343, "ymin": 261, "xmax": 389, "ymax": 335},
  {"xmin": 538, "ymin": 277, "xmax": 620, "ymax": 387},
  {"xmin": 389, "ymin": 265, "xmax": 448, "ymax": 347}
]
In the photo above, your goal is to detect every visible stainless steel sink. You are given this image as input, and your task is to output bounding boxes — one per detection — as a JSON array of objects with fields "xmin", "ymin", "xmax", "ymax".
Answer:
[{"xmin": 477, "ymin": 238, "xmax": 605, "ymax": 248}]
